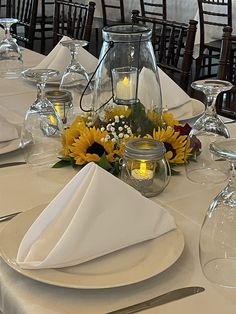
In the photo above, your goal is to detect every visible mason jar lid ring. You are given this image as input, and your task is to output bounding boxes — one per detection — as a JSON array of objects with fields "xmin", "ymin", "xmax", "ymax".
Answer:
[
  {"xmin": 124, "ymin": 138, "xmax": 166, "ymax": 160},
  {"xmin": 45, "ymin": 90, "xmax": 72, "ymax": 103}
]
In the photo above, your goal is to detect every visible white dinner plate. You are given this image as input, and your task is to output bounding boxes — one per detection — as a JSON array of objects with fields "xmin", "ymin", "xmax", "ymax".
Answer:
[
  {"xmin": 170, "ymin": 98, "xmax": 205, "ymax": 123},
  {"xmin": 22, "ymin": 73, "xmax": 94, "ymax": 87},
  {"xmin": 0, "ymin": 205, "xmax": 184, "ymax": 289},
  {"xmin": 0, "ymin": 126, "xmax": 22, "ymax": 155},
  {"xmin": 0, "ymin": 138, "xmax": 21, "ymax": 155}
]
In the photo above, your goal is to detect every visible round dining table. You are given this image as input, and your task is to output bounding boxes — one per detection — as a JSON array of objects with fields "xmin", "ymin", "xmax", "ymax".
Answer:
[{"xmin": 0, "ymin": 47, "xmax": 236, "ymax": 314}]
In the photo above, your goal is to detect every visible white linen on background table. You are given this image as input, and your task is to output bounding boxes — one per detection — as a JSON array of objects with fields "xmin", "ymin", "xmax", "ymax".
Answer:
[
  {"xmin": 193, "ymin": 0, "xmax": 236, "ymax": 58},
  {"xmin": 87, "ymin": 0, "xmax": 198, "ymax": 23}
]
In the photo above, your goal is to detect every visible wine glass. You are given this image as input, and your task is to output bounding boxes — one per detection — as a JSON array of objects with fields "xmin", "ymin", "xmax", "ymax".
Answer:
[
  {"xmin": 185, "ymin": 79, "xmax": 233, "ymax": 184},
  {"xmin": 21, "ymin": 69, "xmax": 64, "ymax": 167},
  {"xmin": 199, "ymin": 138, "xmax": 236, "ymax": 287},
  {"xmin": 0, "ymin": 18, "xmax": 23, "ymax": 79},
  {"xmin": 59, "ymin": 39, "xmax": 92, "ymax": 115}
]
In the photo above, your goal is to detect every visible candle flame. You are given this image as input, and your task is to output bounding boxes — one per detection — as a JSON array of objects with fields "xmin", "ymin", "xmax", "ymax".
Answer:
[
  {"xmin": 123, "ymin": 76, "xmax": 129, "ymax": 86},
  {"xmin": 139, "ymin": 160, "xmax": 147, "ymax": 175}
]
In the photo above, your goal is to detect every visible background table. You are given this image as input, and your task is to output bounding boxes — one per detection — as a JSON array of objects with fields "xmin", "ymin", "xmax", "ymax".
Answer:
[
  {"xmin": 89, "ymin": 0, "xmax": 198, "ymax": 23},
  {"xmin": 0, "ymin": 49, "xmax": 236, "ymax": 314}
]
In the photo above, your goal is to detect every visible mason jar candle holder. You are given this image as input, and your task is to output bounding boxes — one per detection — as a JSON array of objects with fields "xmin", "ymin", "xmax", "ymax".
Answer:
[
  {"xmin": 120, "ymin": 138, "xmax": 170, "ymax": 198},
  {"xmin": 112, "ymin": 66, "xmax": 138, "ymax": 105},
  {"xmin": 45, "ymin": 90, "xmax": 73, "ymax": 127}
]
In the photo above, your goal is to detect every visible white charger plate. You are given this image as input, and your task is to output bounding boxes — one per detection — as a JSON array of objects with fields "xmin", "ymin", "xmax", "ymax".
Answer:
[
  {"xmin": 170, "ymin": 98, "xmax": 205, "ymax": 123},
  {"xmin": 0, "ymin": 205, "xmax": 184, "ymax": 289}
]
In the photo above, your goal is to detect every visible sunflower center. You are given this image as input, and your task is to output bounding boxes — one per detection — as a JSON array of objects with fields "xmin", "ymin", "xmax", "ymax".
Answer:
[
  {"xmin": 164, "ymin": 143, "xmax": 176, "ymax": 159},
  {"xmin": 87, "ymin": 142, "xmax": 106, "ymax": 157}
]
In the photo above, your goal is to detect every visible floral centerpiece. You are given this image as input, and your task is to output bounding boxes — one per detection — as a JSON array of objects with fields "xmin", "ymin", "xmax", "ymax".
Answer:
[{"xmin": 53, "ymin": 101, "xmax": 201, "ymax": 176}]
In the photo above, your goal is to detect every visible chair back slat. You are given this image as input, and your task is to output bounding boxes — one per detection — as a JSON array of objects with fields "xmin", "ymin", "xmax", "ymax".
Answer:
[
  {"xmin": 198, "ymin": 0, "xmax": 232, "ymax": 52},
  {"xmin": 216, "ymin": 26, "xmax": 236, "ymax": 119},
  {"xmin": 140, "ymin": 0, "xmax": 167, "ymax": 20},
  {"xmin": 101, "ymin": 0, "xmax": 124, "ymax": 26},
  {"xmin": 132, "ymin": 10, "xmax": 197, "ymax": 92},
  {"xmin": 53, "ymin": 0, "xmax": 95, "ymax": 45},
  {"xmin": 6, "ymin": 0, "xmax": 38, "ymax": 49}
]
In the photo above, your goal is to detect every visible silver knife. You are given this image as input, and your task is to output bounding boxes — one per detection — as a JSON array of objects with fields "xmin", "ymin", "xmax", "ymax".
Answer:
[
  {"xmin": 0, "ymin": 162, "xmax": 26, "ymax": 168},
  {"xmin": 0, "ymin": 212, "xmax": 22, "ymax": 222},
  {"xmin": 107, "ymin": 286, "xmax": 205, "ymax": 314}
]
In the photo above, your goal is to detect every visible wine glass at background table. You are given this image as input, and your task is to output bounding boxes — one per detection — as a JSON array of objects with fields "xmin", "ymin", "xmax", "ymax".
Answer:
[
  {"xmin": 185, "ymin": 79, "xmax": 233, "ymax": 185},
  {"xmin": 59, "ymin": 39, "xmax": 93, "ymax": 115},
  {"xmin": 21, "ymin": 68, "xmax": 64, "ymax": 167},
  {"xmin": 199, "ymin": 138, "xmax": 236, "ymax": 287},
  {"xmin": 0, "ymin": 18, "xmax": 23, "ymax": 79}
]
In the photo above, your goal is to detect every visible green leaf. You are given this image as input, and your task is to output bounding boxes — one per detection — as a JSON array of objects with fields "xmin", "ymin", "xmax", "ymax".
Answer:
[
  {"xmin": 52, "ymin": 159, "xmax": 72, "ymax": 168},
  {"xmin": 96, "ymin": 153, "xmax": 113, "ymax": 171},
  {"xmin": 131, "ymin": 101, "xmax": 146, "ymax": 124}
]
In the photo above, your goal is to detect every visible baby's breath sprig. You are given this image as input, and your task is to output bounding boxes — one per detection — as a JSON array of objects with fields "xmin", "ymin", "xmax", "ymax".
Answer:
[{"xmin": 101, "ymin": 115, "xmax": 132, "ymax": 144}]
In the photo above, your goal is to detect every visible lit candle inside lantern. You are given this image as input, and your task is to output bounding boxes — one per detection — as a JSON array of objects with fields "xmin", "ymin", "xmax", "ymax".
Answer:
[
  {"xmin": 112, "ymin": 67, "xmax": 138, "ymax": 104},
  {"xmin": 131, "ymin": 160, "xmax": 154, "ymax": 181},
  {"xmin": 116, "ymin": 76, "xmax": 134, "ymax": 100}
]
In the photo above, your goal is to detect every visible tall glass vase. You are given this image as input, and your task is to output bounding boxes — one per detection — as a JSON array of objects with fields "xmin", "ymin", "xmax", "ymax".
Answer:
[{"xmin": 80, "ymin": 24, "xmax": 162, "ymax": 138}]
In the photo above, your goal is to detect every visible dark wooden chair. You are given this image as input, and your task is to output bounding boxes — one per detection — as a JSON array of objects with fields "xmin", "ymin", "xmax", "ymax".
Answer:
[
  {"xmin": 35, "ymin": 0, "xmax": 55, "ymax": 54},
  {"xmin": 132, "ymin": 10, "xmax": 198, "ymax": 93},
  {"xmin": 140, "ymin": 0, "xmax": 167, "ymax": 20},
  {"xmin": 6, "ymin": 0, "xmax": 39, "ymax": 50},
  {"xmin": 0, "ymin": 0, "xmax": 7, "ymax": 17},
  {"xmin": 53, "ymin": 0, "xmax": 95, "ymax": 46},
  {"xmin": 101, "ymin": 0, "xmax": 124, "ymax": 26},
  {"xmin": 195, "ymin": 0, "xmax": 234, "ymax": 80},
  {"xmin": 216, "ymin": 25, "xmax": 236, "ymax": 119}
]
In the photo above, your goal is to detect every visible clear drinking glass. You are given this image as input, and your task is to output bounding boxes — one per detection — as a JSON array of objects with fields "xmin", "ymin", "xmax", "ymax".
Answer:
[
  {"xmin": 185, "ymin": 79, "xmax": 232, "ymax": 184},
  {"xmin": 21, "ymin": 69, "xmax": 64, "ymax": 167},
  {"xmin": 59, "ymin": 39, "xmax": 92, "ymax": 114},
  {"xmin": 0, "ymin": 18, "xmax": 23, "ymax": 78},
  {"xmin": 199, "ymin": 138, "xmax": 236, "ymax": 287}
]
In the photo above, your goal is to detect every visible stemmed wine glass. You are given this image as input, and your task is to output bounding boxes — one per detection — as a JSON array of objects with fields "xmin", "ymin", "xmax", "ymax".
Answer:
[
  {"xmin": 185, "ymin": 79, "xmax": 233, "ymax": 184},
  {"xmin": 21, "ymin": 69, "xmax": 64, "ymax": 167},
  {"xmin": 59, "ymin": 39, "xmax": 92, "ymax": 112},
  {"xmin": 199, "ymin": 138, "xmax": 236, "ymax": 287},
  {"xmin": 0, "ymin": 18, "xmax": 23, "ymax": 78}
]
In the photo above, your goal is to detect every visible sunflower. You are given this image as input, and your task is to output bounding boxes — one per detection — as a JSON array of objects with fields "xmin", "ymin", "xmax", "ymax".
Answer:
[
  {"xmin": 62, "ymin": 119, "xmax": 87, "ymax": 156},
  {"xmin": 146, "ymin": 110, "xmax": 180, "ymax": 128},
  {"xmin": 146, "ymin": 110, "xmax": 162, "ymax": 126},
  {"xmin": 148, "ymin": 126, "xmax": 192, "ymax": 164},
  {"xmin": 162, "ymin": 111, "xmax": 180, "ymax": 127},
  {"xmin": 105, "ymin": 105, "xmax": 131, "ymax": 121},
  {"xmin": 69, "ymin": 127, "xmax": 117, "ymax": 165}
]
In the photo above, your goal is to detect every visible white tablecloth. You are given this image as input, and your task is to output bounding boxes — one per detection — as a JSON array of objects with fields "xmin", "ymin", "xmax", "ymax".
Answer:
[{"xmin": 0, "ymin": 49, "xmax": 236, "ymax": 314}]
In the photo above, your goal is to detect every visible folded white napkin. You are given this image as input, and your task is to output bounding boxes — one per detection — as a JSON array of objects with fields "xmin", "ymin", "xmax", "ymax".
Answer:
[
  {"xmin": 0, "ymin": 115, "xmax": 19, "ymax": 142},
  {"xmin": 33, "ymin": 36, "xmax": 98, "ymax": 79},
  {"xmin": 138, "ymin": 68, "xmax": 192, "ymax": 117},
  {"xmin": 16, "ymin": 162, "xmax": 176, "ymax": 269}
]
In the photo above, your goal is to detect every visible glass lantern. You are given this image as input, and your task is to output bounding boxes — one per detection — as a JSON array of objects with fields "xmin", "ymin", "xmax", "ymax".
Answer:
[
  {"xmin": 120, "ymin": 138, "xmax": 170, "ymax": 197},
  {"xmin": 81, "ymin": 24, "xmax": 163, "ymax": 137}
]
